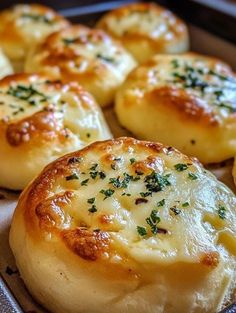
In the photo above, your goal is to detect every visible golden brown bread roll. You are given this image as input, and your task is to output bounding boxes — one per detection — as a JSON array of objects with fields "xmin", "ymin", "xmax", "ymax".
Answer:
[
  {"xmin": 115, "ymin": 53, "xmax": 236, "ymax": 164},
  {"xmin": 0, "ymin": 73, "xmax": 111, "ymax": 190},
  {"xmin": 96, "ymin": 2, "xmax": 189, "ymax": 64},
  {"xmin": 0, "ymin": 4, "xmax": 70, "ymax": 71},
  {"xmin": 25, "ymin": 25, "xmax": 137, "ymax": 107},
  {"xmin": 10, "ymin": 137, "xmax": 236, "ymax": 313}
]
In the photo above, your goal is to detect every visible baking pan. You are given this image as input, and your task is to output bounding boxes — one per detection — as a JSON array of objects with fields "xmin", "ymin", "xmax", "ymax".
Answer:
[{"xmin": 0, "ymin": 1, "xmax": 236, "ymax": 312}]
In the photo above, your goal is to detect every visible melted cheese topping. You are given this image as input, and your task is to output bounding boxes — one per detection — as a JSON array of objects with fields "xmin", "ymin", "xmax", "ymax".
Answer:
[
  {"xmin": 25, "ymin": 25, "xmax": 137, "ymax": 107},
  {"xmin": 0, "ymin": 4, "xmax": 70, "ymax": 69},
  {"xmin": 10, "ymin": 138, "xmax": 236, "ymax": 313},
  {"xmin": 115, "ymin": 54, "xmax": 236, "ymax": 163},
  {"xmin": 0, "ymin": 74, "xmax": 111, "ymax": 189},
  {"xmin": 96, "ymin": 3, "xmax": 189, "ymax": 63},
  {"xmin": 137, "ymin": 54, "xmax": 236, "ymax": 119}
]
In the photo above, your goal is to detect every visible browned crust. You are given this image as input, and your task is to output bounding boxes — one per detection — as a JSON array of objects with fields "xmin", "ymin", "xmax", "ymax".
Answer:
[
  {"xmin": 62, "ymin": 228, "xmax": 110, "ymax": 261},
  {"xmin": 200, "ymin": 251, "xmax": 220, "ymax": 268},
  {"xmin": 6, "ymin": 109, "xmax": 67, "ymax": 146},
  {"xmin": 97, "ymin": 2, "xmax": 188, "ymax": 50},
  {"xmin": 147, "ymin": 86, "xmax": 219, "ymax": 126},
  {"xmin": 35, "ymin": 191, "xmax": 74, "ymax": 231}
]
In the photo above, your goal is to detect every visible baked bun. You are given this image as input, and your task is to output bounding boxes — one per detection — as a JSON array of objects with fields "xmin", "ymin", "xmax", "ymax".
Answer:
[
  {"xmin": 25, "ymin": 25, "xmax": 137, "ymax": 107},
  {"xmin": 0, "ymin": 73, "xmax": 111, "ymax": 190},
  {"xmin": 115, "ymin": 53, "xmax": 236, "ymax": 164},
  {"xmin": 10, "ymin": 137, "xmax": 236, "ymax": 313},
  {"xmin": 96, "ymin": 2, "xmax": 189, "ymax": 64},
  {"xmin": 0, "ymin": 4, "xmax": 70, "ymax": 72}
]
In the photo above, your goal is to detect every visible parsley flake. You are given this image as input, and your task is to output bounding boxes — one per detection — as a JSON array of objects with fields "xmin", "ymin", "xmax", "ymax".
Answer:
[
  {"xmin": 137, "ymin": 226, "xmax": 147, "ymax": 237},
  {"xmin": 146, "ymin": 209, "xmax": 161, "ymax": 234},
  {"xmin": 174, "ymin": 163, "xmax": 188, "ymax": 172},
  {"xmin": 188, "ymin": 172, "xmax": 198, "ymax": 180},
  {"xmin": 66, "ymin": 173, "xmax": 79, "ymax": 181},
  {"xmin": 170, "ymin": 206, "xmax": 181, "ymax": 215},
  {"xmin": 87, "ymin": 198, "xmax": 95, "ymax": 204},
  {"xmin": 130, "ymin": 158, "xmax": 136, "ymax": 164},
  {"xmin": 218, "ymin": 205, "xmax": 226, "ymax": 219},
  {"xmin": 100, "ymin": 189, "xmax": 114, "ymax": 200},
  {"xmin": 81, "ymin": 179, "xmax": 89, "ymax": 186},
  {"xmin": 157, "ymin": 199, "xmax": 165, "ymax": 207},
  {"xmin": 88, "ymin": 205, "xmax": 97, "ymax": 213}
]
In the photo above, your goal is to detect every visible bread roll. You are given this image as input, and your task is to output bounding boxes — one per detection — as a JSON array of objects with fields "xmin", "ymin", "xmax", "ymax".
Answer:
[
  {"xmin": 115, "ymin": 53, "xmax": 236, "ymax": 164},
  {"xmin": 96, "ymin": 2, "xmax": 189, "ymax": 64},
  {"xmin": 0, "ymin": 4, "xmax": 70, "ymax": 71},
  {"xmin": 0, "ymin": 73, "xmax": 111, "ymax": 190},
  {"xmin": 10, "ymin": 137, "xmax": 236, "ymax": 313},
  {"xmin": 25, "ymin": 25, "xmax": 137, "ymax": 107}
]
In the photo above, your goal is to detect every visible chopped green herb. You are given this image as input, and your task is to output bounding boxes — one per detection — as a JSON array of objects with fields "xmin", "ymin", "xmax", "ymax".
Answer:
[
  {"xmin": 68, "ymin": 157, "xmax": 82, "ymax": 165},
  {"xmin": 12, "ymin": 107, "xmax": 24, "ymax": 115},
  {"xmin": 100, "ymin": 188, "xmax": 114, "ymax": 200},
  {"xmin": 7, "ymin": 84, "xmax": 48, "ymax": 103},
  {"xmin": 171, "ymin": 59, "xmax": 179, "ymax": 69},
  {"xmin": 99, "ymin": 171, "xmax": 106, "ymax": 179},
  {"xmin": 188, "ymin": 172, "xmax": 198, "ymax": 180},
  {"xmin": 174, "ymin": 163, "xmax": 188, "ymax": 172},
  {"xmin": 218, "ymin": 205, "xmax": 226, "ymax": 219},
  {"xmin": 146, "ymin": 209, "xmax": 161, "ymax": 234},
  {"xmin": 170, "ymin": 206, "xmax": 181, "ymax": 215},
  {"xmin": 81, "ymin": 178, "xmax": 89, "ymax": 186},
  {"xmin": 87, "ymin": 197, "xmax": 95, "ymax": 204},
  {"xmin": 114, "ymin": 157, "xmax": 121, "ymax": 162},
  {"xmin": 96, "ymin": 53, "xmax": 116, "ymax": 63},
  {"xmin": 130, "ymin": 158, "xmax": 136, "ymax": 164},
  {"xmin": 137, "ymin": 226, "xmax": 147, "ymax": 237},
  {"xmin": 88, "ymin": 205, "xmax": 97, "ymax": 213},
  {"xmin": 140, "ymin": 191, "xmax": 152, "ymax": 198},
  {"xmin": 90, "ymin": 164, "xmax": 98, "ymax": 171},
  {"xmin": 66, "ymin": 173, "xmax": 79, "ymax": 181},
  {"xmin": 90, "ymin": 171, "xmax": 98, "ymax": 179},
  {"xmin": 144, "ymin": 171, "xmax": 171, "ymax": 195},
  {"xmin": 218, "ymin": 103, "xmax": 236, "ymax": 113},
  {"xmin": 182, "ymin": 202, "xmax": 189, "ymax": 207},
  {"xmin": 121, "ymin": 192, "xmax": 131, "ymax": 196},
  {"xmin": 63, "ymin": 37, "xmax": 79, "ymax": 45},
  {"xmin": 157, "ymin": 199, "xmax": 165, "ymax": 207}
]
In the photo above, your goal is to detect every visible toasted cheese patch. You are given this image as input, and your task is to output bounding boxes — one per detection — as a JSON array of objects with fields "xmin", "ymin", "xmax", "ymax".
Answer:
[
  {"xmin": 0, "ymin": 74, "xmax": 111, "ymax": 190},
  {"xmin": 115, "ymin": 53, "xmax": 236, "ymax": 164},
  {"xmin": 96, "ymin": 2, "xmax": 189, "ymax": 63},
  {"xmin": 0, "ymin": 4, "xmax": 70, "ymax": 71},
  {"xmin": 25, "ymin": 25, "xmax": 137, "ymax": 107},
  {"xmin": 10, "ymin": 138, "xmax": 236, "ymax": 313}
]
